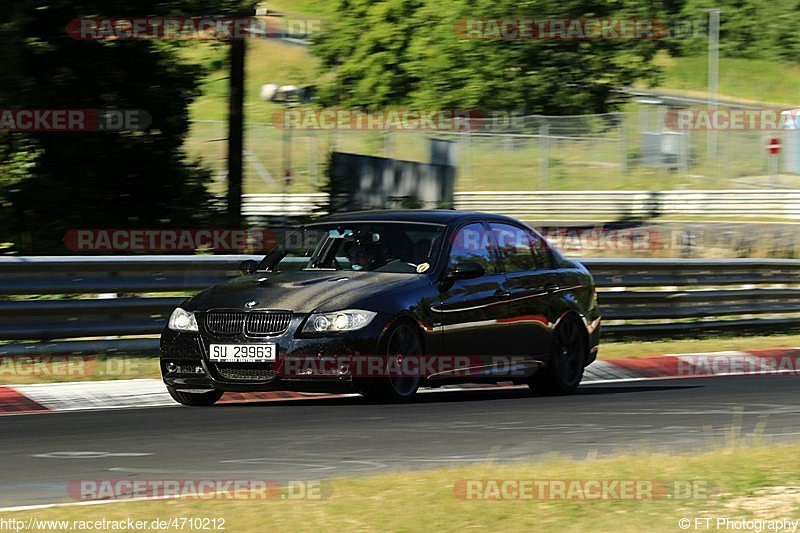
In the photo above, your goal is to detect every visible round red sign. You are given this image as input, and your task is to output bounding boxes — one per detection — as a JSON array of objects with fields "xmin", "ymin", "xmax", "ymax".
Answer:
[{"xmin": 767, "ymin": 137, "xmax": 782, "ymax": 155}]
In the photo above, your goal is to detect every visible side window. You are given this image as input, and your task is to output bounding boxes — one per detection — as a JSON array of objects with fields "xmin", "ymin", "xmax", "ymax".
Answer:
[
  {"xmin": 449, "ymin": 223, "xmax": 496, "ymax": 275},
  {"xmin": 528, "ymin": 229, "xmax": 554, "ymax": 269},
  {"xmin": 489, "ymin": 222, "xmax": 552, "ymax": 272}
]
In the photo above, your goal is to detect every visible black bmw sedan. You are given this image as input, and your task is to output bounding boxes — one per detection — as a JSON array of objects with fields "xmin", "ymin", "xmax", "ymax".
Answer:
[{"xmin": 160, "ymin": 211, "xmax": 601, "ymax": 405}]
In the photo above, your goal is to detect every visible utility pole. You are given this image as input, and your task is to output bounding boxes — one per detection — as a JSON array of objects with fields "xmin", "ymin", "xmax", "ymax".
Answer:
[
  {"xmin": 706, "ymin": 8, "xmax": 720, "ymax": 165},
  {"xmin": 226, "ymin": 37, "xmax": 246, "ymax": 228}
]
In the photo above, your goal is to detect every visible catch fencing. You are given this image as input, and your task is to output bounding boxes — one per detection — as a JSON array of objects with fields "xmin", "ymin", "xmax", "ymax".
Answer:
[{"xmin": 189, "ymin": 112, "xmax": 791, "ymax": 195}]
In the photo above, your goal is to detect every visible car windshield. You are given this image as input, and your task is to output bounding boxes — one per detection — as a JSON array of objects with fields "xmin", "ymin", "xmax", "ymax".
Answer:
[{"xmin": 259, "ymin": 222, "xmax": 446, "ymax": 274}]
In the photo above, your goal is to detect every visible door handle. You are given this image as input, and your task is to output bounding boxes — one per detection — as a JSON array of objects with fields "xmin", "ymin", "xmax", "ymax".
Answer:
[{"xmin": 494, "ymin": 289, "xmax": 511, "ymax": 299}]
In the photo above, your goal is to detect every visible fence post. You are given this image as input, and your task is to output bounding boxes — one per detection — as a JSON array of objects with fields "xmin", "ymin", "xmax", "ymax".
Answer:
[
  {"xmin": 384, "ymin": 130, "xmax": 393, "ymax": 159},
  {"xmin": 540, "ymin": 122, "xmax": 549, "ymax": 189},
  {"xmin": 309, "ymin": 133, "xmax": 318, "ymax": 187},
  {"xmin": 620, "ymin": 118, "xmax": 628, "ymax": 178},
  {"xmin": 460, "ymin": 131, "xmax": 471, "ymax": 181}
]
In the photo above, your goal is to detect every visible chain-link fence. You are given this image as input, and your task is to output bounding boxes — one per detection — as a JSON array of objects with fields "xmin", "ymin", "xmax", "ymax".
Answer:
[{"xmin": 187, "ymin": 106, "xmax": 798, "ymax": 194}]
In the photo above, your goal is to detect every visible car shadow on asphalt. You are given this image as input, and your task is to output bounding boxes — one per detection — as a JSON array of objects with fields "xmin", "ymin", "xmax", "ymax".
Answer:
[
  {"xmin": 215, "ymin": 383, "xmax": 701, "ymax": 408},
  {"xmin": 574, "ymin": 384, "xmax": 701, "ymax": 395}
]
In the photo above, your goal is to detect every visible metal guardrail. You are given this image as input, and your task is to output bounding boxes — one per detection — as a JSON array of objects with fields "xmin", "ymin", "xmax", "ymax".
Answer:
[
  {"xmin": 586, "ymin": 258, "xmax": 800, "ymax": 336},
  {"xmin": 0, "ymin": 255, "xmax": 247, "ymax": 295},
  {"xmin": 0, "ymin": 256, "xmax": 252, "ymax": 356},
  {"xmin": 455, "ymin": 191, "xmax": 800, "ymax": 220},
  {"xmin": 242, "ymin": 191, "xmax": 800, "ymax": 220},
  {"xmin": 0, "ymin": 256, "xmax": 799, "ymax": 355}
]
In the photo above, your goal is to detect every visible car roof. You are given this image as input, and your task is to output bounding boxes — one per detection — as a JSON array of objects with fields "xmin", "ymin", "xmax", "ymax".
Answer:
[{"xmin": 312, "ymin": 209, "xmax": 523, "ymax": 226}]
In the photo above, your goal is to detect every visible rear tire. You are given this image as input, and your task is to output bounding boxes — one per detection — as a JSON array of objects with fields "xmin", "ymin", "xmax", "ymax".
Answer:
[
  {"xmin": 530, "ymin": 316, "xmax": 586, "ymax": 396},
  {"xmin": 166, "ymin": 386, "xmax": 223, "ymax": 406},
  {"xmin": 357, "ymin": 323, "xmax": 421, "ymax": 403}
]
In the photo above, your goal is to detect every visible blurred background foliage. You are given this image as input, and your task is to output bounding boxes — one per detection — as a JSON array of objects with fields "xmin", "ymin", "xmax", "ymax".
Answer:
[{"xmin": 1, "ymin": 0, "xmax": 800, "ymax": 253}]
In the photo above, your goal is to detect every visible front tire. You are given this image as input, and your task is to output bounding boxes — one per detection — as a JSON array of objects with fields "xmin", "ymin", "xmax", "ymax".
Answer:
[
  {"xmin": 357, "ymin": 323, "xmax": 422, "ymax": 403},
  {"xmin": 530, "ymin": 316, "xmax": 586, "ymax": 396},
  {"xmin": 166, "ymin": 386, "xmax": 224, "ymax": 406}
]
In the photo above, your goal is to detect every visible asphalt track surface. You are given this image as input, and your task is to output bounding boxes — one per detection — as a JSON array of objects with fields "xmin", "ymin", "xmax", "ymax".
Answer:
[{"xmin": 2, "ymin": 374, "xmax": 799, "ymax": 508}]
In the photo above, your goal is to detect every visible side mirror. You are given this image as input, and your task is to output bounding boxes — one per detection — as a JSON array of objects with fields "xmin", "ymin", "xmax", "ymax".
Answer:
[
  {"xmin": 239, "ymin": 259, "xmax": 259, "ymax": 276},
  {"xmin": 447, "ymin": 261, "xmax": 485, "ymax": 281}
]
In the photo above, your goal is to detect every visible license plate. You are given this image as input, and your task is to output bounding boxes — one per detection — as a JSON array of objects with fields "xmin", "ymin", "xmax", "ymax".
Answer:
[{"xmin": 209, "ymin": 344, "xmax": 276, "ymax": 363}]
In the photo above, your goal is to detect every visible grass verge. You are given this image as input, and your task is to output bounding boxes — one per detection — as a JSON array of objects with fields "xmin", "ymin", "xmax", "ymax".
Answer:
[
  {"xmin": 9, "ymin": 443, "xmax": 800, "ymax": 531},
  {"xmin": 0, "ymin": 355, "xmax": 160, "ymax": 385},
  {"xmin": 653, "ymin": 53, "xmax": 800, "ymax": 107},
  {"xmin": 597, "ymin": 333, "xmax": 800, "ymax": 360}
]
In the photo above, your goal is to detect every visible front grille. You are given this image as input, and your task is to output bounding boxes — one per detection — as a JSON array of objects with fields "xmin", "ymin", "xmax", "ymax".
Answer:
[
  {"xmin": 215, "ymin": 363, "xmax": 277, "ymax": 381},
  {"xmin": 205, "ymin": 311, "xmax": 244, "ymax": 335},
  {"xmin": 204, "ymin": 310, "xmax": 292, "ymax": 336},
  {"xmin": 245, "ymin": 313, "xmax": 292, "ymax": 336}
]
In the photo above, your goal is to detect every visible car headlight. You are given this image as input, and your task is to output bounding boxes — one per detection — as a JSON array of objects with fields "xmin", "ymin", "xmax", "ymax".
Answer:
[
  {"xmin": 168, "ymin": 308, "xmax": 199, "ymax": 332},
  {"xmin": 303, "ymin": 310, "xmax": 377, "ymax": 333}
]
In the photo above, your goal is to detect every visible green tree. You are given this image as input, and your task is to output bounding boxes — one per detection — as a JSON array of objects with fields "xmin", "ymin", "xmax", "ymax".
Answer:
[
  {"xmin": 678, "ymin": 0, "xmax": 800, "ymax": 63},
  {"xmin": 0, "ymin": 0, "xmax": 254, "ymax": 254},
  {"xmin": 313, "ymin": 0, "xmax": 666, "ymax": 114}
]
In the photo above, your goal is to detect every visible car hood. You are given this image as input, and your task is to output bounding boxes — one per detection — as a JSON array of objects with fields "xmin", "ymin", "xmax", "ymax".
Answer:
[{"xmin": 184, "ymin": 270, "xmax": 424, "ymax": 314}]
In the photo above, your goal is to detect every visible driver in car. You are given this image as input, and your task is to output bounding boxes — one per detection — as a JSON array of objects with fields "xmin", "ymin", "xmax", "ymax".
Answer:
[
  {"xmin": 347, "ymin": 241, "xmax": 385, "ymax": 271},
  {"xmin": 346, "ymin": 233, "xmax": 422, "ymax": 273}
]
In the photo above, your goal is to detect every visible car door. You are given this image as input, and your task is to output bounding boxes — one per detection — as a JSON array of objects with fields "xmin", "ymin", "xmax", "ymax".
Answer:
[
  {"xmin": 488, "ymin": 221, "xmax": 556, "ymax": 363},
  {"xmin": 435, "ymin": 222, "xmax": 509, "ymax": 373}
]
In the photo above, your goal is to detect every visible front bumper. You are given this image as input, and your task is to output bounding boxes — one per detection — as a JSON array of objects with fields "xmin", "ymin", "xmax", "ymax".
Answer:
[{"xmin": 160, "ymin": 314, "xmax": 389, "ymax": 393}]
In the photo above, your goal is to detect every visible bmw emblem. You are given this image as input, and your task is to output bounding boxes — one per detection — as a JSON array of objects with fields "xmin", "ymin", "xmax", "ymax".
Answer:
[{"xmin": 245, "ymin": 300, "xmax": 258, "ymax": 309}]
